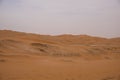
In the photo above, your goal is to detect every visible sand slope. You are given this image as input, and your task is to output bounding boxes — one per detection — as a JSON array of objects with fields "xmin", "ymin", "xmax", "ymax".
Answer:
[{"xmin": 0, "ymin": 30, "xmax": 120, "ymax": 80}]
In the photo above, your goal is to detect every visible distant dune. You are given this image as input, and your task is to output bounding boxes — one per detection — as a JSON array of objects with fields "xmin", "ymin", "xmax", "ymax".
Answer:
[
  {"xmin": 0, "ymin": 30, "xmax": 120, "ymax": 59},
  {"xmin": 0, "ymin": 30, "xmax": 120, "ymax": 80}
]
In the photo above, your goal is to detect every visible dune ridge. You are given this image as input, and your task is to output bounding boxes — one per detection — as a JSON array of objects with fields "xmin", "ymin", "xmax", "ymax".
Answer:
[
  {"xmin": 0, "ymin": 30, "xmax": 120, "ymax": 59},
  {"xmin": 0, "ymin": 30, "xmax": 120, "ymax": 80}
]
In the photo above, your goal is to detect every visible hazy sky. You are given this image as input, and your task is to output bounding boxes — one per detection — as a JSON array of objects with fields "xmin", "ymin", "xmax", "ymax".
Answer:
[{"xmin": 0, "ymin": 0, "xmax": 120, "ymax": 37}]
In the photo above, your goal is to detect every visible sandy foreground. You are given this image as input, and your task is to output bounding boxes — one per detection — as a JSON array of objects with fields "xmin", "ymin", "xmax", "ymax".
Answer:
[
  {"xmin": 0, "ymin": 56, "xmax": 120, "ymax": 80},
  {"xmin": 0, "ymin": 30, "xmax": 120, "ymax": 80}
]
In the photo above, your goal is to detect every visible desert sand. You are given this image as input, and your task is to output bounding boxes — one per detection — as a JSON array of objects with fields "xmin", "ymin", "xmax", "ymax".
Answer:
[{"xmin": 0, "ymin": 30, "xmax": 120, "ymax": 80}]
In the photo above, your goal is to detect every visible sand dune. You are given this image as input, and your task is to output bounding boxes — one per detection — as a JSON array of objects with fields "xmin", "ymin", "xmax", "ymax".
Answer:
[{"xmin": 0, "ymin": 30, "xmax": 120, "ymax": 80}]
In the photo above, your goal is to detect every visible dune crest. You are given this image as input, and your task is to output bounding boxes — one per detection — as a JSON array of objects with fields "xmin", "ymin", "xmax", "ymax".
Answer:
[
  {"xmin": 0, "ymin": 30, "xmax": 120, "ymax": 80},
  {"xmin": 0, "ymin": 30, "xmax": 120, "ymax": 59}
]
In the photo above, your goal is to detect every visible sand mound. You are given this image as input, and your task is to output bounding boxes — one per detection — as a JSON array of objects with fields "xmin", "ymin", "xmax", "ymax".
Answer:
[
  {"xmin": 0, "ymin": 30, "xmax": 120, "ymax": 80},
  {"xmin": 0, "ymin": 30, "xmax": 120, "ymax": 59}
]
